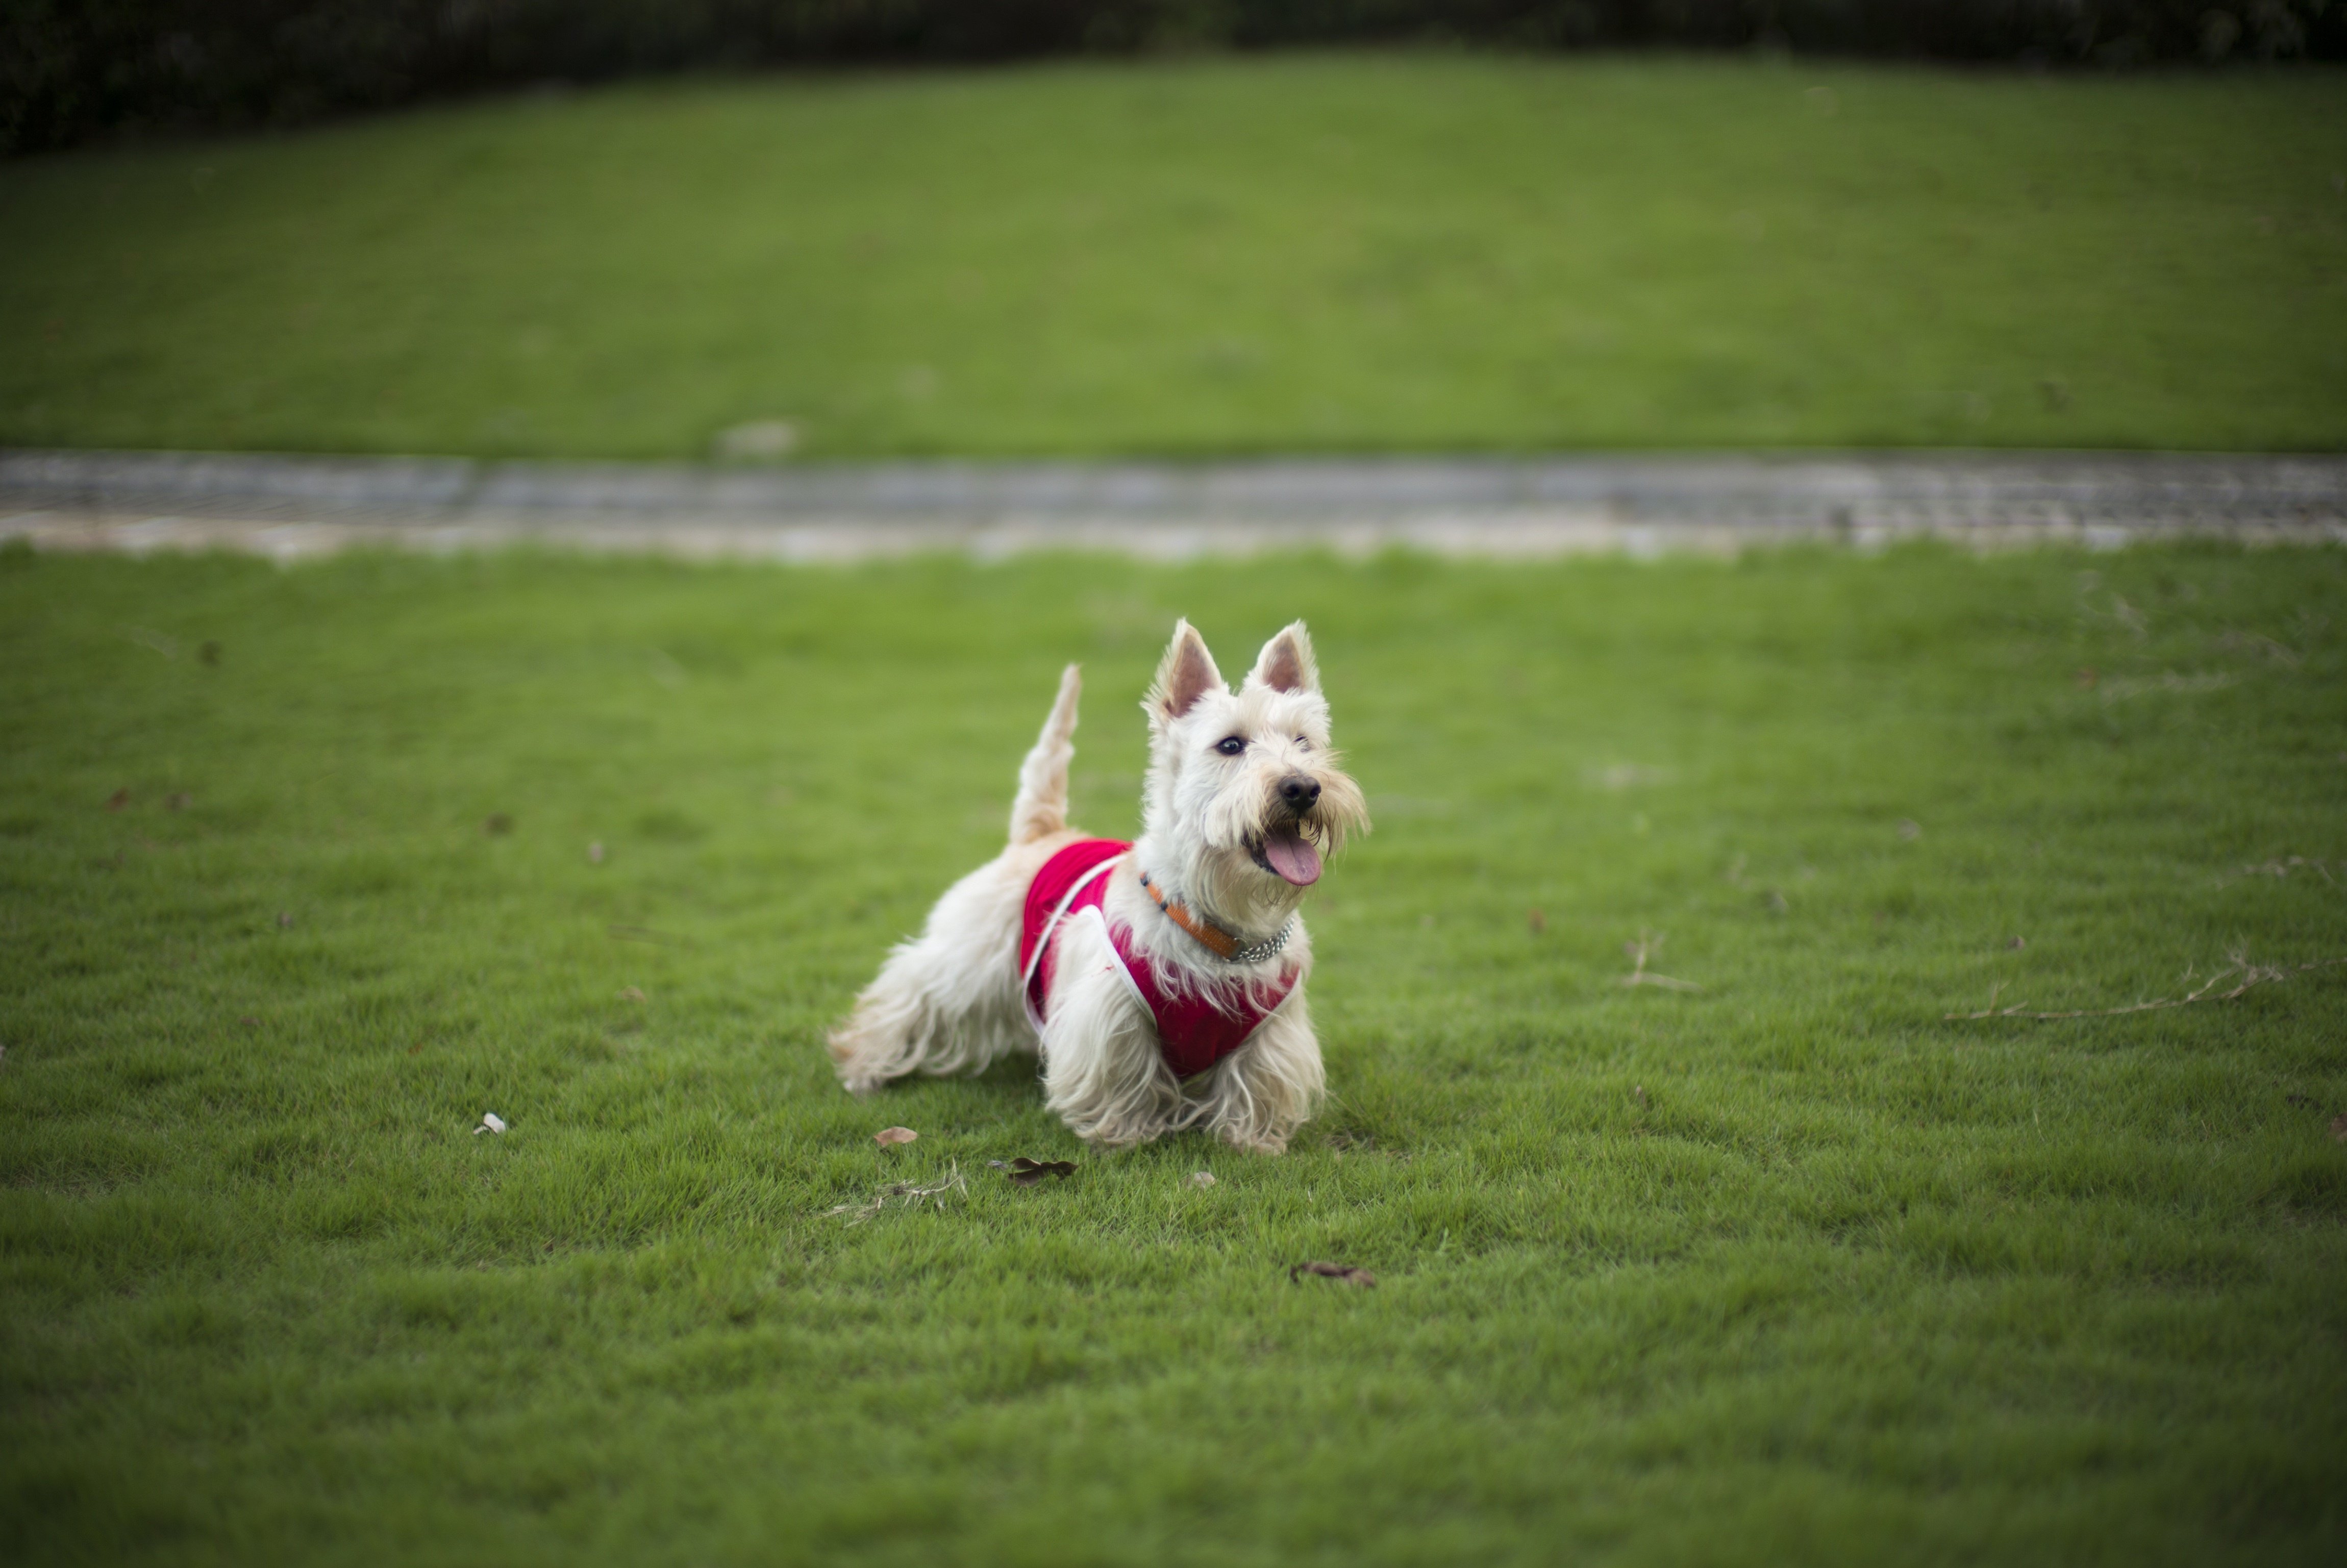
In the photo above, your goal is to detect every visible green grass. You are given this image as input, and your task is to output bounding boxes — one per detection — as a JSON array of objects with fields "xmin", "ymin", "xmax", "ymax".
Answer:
[
  {"xmin": 3, "ymin": 540, "xmax": 2344, "ymax": 1564},
  {"xmin": 2, "ymin": 54, "xmax": 2344, "ymax": 461}
]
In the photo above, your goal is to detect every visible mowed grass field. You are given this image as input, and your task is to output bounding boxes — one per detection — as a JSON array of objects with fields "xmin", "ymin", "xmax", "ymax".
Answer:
[
  {"xmin": 2, "ymin": 540, "xmax": 2344, "ymax": 1564},
  {"xmin": 1, "ymin": 55, "xmax": 2344, "ymax": 461}
]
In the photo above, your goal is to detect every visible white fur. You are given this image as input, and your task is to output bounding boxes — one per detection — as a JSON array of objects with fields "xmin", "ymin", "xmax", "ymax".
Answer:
[{"xmin": 827, "ymin": 623, "xmax": 1369, "ymax": 1153}]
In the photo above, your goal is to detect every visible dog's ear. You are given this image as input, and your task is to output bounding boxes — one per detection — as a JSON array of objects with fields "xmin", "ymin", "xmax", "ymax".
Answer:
[
  {"xmin": 1245, "ymin": 621, "xmax": 1319, "ymax": 695},
  {"xmin": 1148, "ymin": 619, "xmax": 1225, "ymax": 721}
]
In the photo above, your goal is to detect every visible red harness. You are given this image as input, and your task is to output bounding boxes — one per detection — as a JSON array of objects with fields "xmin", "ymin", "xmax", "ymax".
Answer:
[{"xmin": 1019, "ymin": 838, "xmax": 1295, "ymax": 1078}]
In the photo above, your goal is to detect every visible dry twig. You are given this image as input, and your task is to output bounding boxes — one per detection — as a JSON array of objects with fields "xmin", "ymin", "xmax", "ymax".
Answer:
[
  {"xmin": 825, "ymin": 1160, "xmax": 967, "ymax": 1225},
  {"xmin": 1946, "ymin": 955, "xmax": 2347, "ymax": 1021},
  {"xmin": 1619, "ymin": 931, "xmax": 1702, "ymax": 993},
  {"xmin": 2232, "ymin": 856, "xmax": 2336, "ymax": 886}
]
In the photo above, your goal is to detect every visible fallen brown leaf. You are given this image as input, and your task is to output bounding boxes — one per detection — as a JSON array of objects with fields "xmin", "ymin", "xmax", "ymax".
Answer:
[
  {"xmin": 2331, "ymin": 1113, "xmax": 2347, "ymax": 1144},
  {"xmin": 618, "ymin": 986, "xmax": 646, "ymax": 1002},
  {"xmin": 106, "ymin": 788, "xmax": 130, "ymax": 811},
  {"xmin": 1527, "ymin": 908, "xmax": 1547, "ymax": 935},
  {"xmin": 483, "ymin": 812, "xmax": 514, "ymax": 836},
  {"xmin": 873, "ymin": 1127, "xmax": 918, "ymax": 1147},
  {"xmin": 1291, "ymin": 1261, "xmax": 1376, "ymax": 1287},
  {"xmin": 2006, "ymin": 935, "xmax": 2026, "ymax": 950},
  {"xmin": 1004, "ymin": 1156, "xmax": 1076, "ymax": 1186}
]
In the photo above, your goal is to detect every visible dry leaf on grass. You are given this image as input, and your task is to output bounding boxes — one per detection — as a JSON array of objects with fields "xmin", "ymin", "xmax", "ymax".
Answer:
[
  {"xmin": 106, "ymin": 788, "xmax": 130, "ymax": 811},
  {"xmin": 996, "ymin": 1157, "xmax": 1076, "ymax": 1186},
  {"xmin": 873, "ymin": 1127, "xmax": 918, "ymax": 1147},
  {"xmin": 1188, "ymin": 1172, "xmax": 1217, "ymax": 1189},
  {"xmin": 2332, "ymin": 1114, "xmax": 2347, "ymax": 1144},
  {"xmin": 483, "ymin": 813, "xmax": 514, "ymax": 836},
  {"xmin": 618, "ymin": 986, "xmax": 646, "ymax": 1002},
  {"xmin": 1290, "ymin": 1261, "xmax": 1376, "ymax": 1287},
  {"xmin": 1527, "ymin": 909, "xmax": 1547, "ymax": 935}
]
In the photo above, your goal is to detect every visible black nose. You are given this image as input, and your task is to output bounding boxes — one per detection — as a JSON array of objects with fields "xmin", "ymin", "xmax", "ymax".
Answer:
[{"xmin": 1277, "ymin": 775, "xmax": 1321, "ymax": 813}]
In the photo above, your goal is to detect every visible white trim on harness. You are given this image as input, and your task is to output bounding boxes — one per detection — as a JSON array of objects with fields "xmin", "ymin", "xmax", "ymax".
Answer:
[
  {"xmin": 1071, "ymin": 904, "xmax": 1152, "ymax": 1017},
  {"xmin": 1020, "ymin": 853, "xmax": 1124, "ymax": 1030}
]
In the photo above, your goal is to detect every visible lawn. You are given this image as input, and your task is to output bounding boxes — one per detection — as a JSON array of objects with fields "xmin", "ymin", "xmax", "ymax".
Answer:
[
  {"xmin": 2, "ymin": 540, "xmax": 2344, "ymax": 1564},
  {"xmin": 1, "ymin": 54, "xmax": 2344, "ymax": 462}
]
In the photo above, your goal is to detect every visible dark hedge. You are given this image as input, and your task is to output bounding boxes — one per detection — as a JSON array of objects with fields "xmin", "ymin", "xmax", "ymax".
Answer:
[{"xmin": 4, "ymin": 1, "xmax": 2341, "ymax": 154}]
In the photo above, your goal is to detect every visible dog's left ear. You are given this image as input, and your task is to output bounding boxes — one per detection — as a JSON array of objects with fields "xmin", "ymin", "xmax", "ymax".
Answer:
[{"xmin": 1245, "ymin": 621, "xmax": 1319, "ymax": 695}]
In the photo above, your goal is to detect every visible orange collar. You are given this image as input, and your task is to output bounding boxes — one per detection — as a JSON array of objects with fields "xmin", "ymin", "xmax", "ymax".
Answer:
[{"xmin": 1139, "ymin": 870, "xmax": 1295, "ymax": 965}]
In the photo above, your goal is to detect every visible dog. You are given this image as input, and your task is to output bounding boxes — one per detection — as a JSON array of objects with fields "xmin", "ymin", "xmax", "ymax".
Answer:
[{"xmin": 827, "ymin": 619, "xmax": 1368, "ymax": 1153}]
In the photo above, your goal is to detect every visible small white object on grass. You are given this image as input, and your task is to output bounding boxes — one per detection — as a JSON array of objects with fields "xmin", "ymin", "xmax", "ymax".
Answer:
[
  {"xmin": 713, "ymin": 419, "xmax": 798, "ymax": 460},
  {"xmin": 874, "ymin": 1126, "xmax": 918, "ymax": 1147},
  {"xmin": 1189, "ymin": 1171, "xmax": 1216, "ymax": 1189},
  {"xmin": 474, "ymin": 1112, "xmax": 507, "ymax": 1136}
]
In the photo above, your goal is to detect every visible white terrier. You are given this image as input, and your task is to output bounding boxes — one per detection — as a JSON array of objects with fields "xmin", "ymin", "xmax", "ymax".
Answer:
[{"xmin": 828, "ymin": 620, "xmax": 1369, "ymax": 1153}]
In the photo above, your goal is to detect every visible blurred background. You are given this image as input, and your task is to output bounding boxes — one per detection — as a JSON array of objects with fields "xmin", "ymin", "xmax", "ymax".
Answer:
[
  {"xmin": 8, "ymin": 1, "xmax": 2344, "ymax": 156},
  {"xmin": 4, "ymin": 6, "xmax": 2343, "ymax": 466}
]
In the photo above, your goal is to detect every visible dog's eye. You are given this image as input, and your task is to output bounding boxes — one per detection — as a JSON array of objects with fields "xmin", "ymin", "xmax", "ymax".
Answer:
[
  {"xmin": 1215, "ymin": 736, "xmax": 1246, "ymax": 756},
  {"xmin": 1295, "ymin": 736, "xmax": 1310, "ymax": 749}
]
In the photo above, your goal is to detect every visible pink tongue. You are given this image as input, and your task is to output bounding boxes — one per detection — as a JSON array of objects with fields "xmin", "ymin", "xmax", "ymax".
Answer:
[{"xmin": 1262, "ymin": 829, "xmax": 1322, "ymax": 886}]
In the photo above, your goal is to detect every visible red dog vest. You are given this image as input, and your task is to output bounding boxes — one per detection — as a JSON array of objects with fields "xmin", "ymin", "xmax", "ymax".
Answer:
[{"xmin": 1019, "ymin": 838, "xmax": 1294, "ymax": 1078}]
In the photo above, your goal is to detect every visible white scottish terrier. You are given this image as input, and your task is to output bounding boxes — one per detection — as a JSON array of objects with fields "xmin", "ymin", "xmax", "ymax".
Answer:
[{"xmin": 828, "ymin": 620, "xmax": 1368, "ymax": 1153}]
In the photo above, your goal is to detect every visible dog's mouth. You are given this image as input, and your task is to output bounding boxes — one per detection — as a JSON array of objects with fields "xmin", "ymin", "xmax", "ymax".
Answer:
[{"xmin": 1247, "ymin": 825, "xmax": 1322, "ymax": 887}]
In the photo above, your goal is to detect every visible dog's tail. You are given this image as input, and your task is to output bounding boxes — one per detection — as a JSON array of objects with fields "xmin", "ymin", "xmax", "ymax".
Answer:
[{"xmin": 1009, "ymin": 664, "xmax": 1082, "ymax": 845}]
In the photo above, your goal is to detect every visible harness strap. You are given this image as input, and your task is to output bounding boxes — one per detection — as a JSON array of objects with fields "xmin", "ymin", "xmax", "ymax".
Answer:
[{"xmin": 1020, "ymin": 853, "xmax": 1122, "ymax": 999}]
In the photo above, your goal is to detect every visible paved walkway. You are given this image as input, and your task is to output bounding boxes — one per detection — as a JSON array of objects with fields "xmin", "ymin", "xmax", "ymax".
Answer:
[{"xmin": 4, "ymin": 448, "xmax": 2342, "ymax": 561}]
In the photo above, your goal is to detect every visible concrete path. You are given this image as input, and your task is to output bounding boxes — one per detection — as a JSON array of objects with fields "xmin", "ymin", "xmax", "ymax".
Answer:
[{"xmin": 4, "ymin": 447, "xmax": 2342, "ymax": 562}]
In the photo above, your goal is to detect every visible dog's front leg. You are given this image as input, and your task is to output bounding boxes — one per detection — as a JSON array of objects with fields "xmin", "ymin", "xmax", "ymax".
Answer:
[
  {"xmin": 1183, "ymin": 992, "xmax": 1325, "ymax": 1155},
  {"xmin": 1040, "ymin": 919, "xmax": 1181, "ymax": 1149}
]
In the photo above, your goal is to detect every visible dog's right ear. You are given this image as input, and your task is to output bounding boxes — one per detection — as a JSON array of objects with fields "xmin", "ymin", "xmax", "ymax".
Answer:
[{"xmin": 1147, "ymin": 619, "xmax": 1225, "ymax": 724}]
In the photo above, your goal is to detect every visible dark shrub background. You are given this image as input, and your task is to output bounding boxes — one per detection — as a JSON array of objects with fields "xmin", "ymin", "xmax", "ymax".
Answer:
[{"xmin": 4, "ymin": 0, "xmax": 2342, "ymax": 154}]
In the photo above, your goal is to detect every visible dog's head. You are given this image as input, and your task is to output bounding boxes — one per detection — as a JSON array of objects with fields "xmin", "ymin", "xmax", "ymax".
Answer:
[{"xmin": 1141, "ymin": 619, "xmax": 1369, "ymax": 926}]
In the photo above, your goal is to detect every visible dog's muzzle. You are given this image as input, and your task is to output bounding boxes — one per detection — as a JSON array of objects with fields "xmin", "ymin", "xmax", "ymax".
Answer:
[{"xmin": 1253, "ymin": 775, "xmax": 1325, "ymax": 886}]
